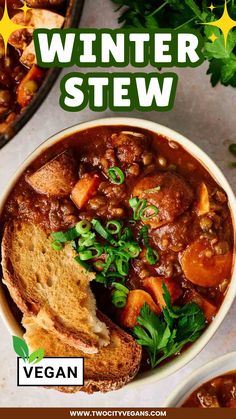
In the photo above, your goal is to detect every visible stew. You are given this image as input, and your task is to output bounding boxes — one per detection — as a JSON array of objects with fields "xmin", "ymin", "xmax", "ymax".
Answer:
[
  {"xmin": 0, "ymin": 126, "xmax": 234, "ymax": 370},
  {"xmin": 0, "ymin": 0, "xmax": 66, "ymax": 135},
  {"xmin": 182, "ymin": 371, "xmax": 236, "ymax": 408}
]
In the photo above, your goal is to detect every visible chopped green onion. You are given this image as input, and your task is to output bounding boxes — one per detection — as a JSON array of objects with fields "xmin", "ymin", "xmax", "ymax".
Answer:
[
  {"xmin": 112, "ymin": 282, "xmax": 129, "ymax": 294},
  {"xmin": 78, "ymin": 232, "xmax": 96, "ymax": 248},
  {"xmin": 111, "ymin": 284, "xmax": 129, "ymax": 308},
  {"xmin": 95, "ymin": 274, "xmax": 107, "ymax": 284},
  {"xmin": 138, "ymin": 225, "xmax": 149, "ymax": 246},
  {"xmin": 108, "ymin": 167, "xmax": 125, "ymax": 185},
  {"xmin": 79, "ymin": 245, "xmax": 103, "ymax": 260},
  {"xmin": 106, "ymin": 271, "xmax": 125, "ymax": 280},
  {"xmin": 103, "ymin": 253, "xmax": 115, "ymax": 274},
  {"xmin": 89, "ymin": 245, "xmax": 103, "ymax": 258},
  {"xmin": 51, "ymin": 231, "xmax": 67, "ymax": 243},
  {"xmin": 126, "ymin": 243, "xmax": 141, "ymax": 258},
  {"xmin": 129, "ymin": 197, "xmax": 139, "ymax": 211},
  {"xmin": 112, "ymin": 298, "xmax": 126, "ymax": 308},
  {"xmin": 74, "ymin": 256, "xmax": 92, "ymax": 271},
  {"xmin": 144, "ymin": 186, "xmax": 161, "ymax": 194},
  {"xmin": 129, "ymin": 197, "xmax": 159, "ymax": 221},
  {"xmin": 116, "ymin": 258, "xmax": 129, "ymax": 276},
  {"xmin": 111, "ymin": 292, "xmax": 127, "ymax": 308},
  {"xmin": 106, "ymin": 220, "xmax": 122, "ymax": 235},
  {"xmin": 135, "ymin": 199, "xmax": 147, "ymax": 220},
  {"xmin": 114, "ymin": 248, "xmax": 130, "ymax": 261},
  {"xmin": 51, "ymin": 227, "xmax": 79, "ymax": 243},
  {"xmin": 92, "ymin": 219, "xmax": 110, "ymax": 239},
  {"xmin": 93, "ymin": 260, "xmax": 105, "ymax": 271},
  {"xmin": 119, "ymin": 227, "xmax": 133, "ymax": 241},
  {"xmin": 140, "ymin": 204, "xmax": 159, "ymax": 221},
  {"xmin": 129, "ymin": 197, "xmax": 147, "ymax": 221},
  {"xmin": 51, "ymin": 241, "xmax": 63, "ymax": 251},
  {"xmin": 146, "ymin": 247, "xmax": 159, "ymax": 265},
  {"xmin": 76, "ymin": 220, "xmax": 91, "ymax": 235},
  {"xmin": 79, "ymin": 250, "xmax": 94, "ymax": 260}
]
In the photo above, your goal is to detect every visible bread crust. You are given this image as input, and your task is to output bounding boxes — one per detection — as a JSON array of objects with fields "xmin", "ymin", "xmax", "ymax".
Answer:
[
  {"xmin": 2, "ymin": 222, "xmax": 110, "ymax": 353},
  {"xmin": 2, "ymin": 220, "xmax": 142, "ymax": 392},
  {"xmin": 23, "ymin": 313, "xmax": 142, "ymax": 394}
]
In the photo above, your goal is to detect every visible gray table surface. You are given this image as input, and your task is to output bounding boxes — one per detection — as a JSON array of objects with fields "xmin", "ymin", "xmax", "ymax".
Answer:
[{"xmin": 0, "ymin": 0, "xmax": 236, "ymax": 408}]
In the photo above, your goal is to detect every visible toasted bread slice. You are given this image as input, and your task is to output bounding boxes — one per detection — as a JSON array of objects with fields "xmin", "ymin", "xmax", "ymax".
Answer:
[
  {"xmin": 27, "ymin": 150, "xmax": 78, "ymax": 197},
  {"xmin": 2, "ymin": 222, "xmax": 109, "ymax": 353},
  {"xmin": 23, "ymin": 313, "xmax": 142, "ymax": 393}
]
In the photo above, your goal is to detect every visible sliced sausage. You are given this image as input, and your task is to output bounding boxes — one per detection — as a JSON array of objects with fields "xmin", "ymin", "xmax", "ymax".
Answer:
[{"xmin": 132, "ymin": 172, "xmax": 194, "ymax": 228}]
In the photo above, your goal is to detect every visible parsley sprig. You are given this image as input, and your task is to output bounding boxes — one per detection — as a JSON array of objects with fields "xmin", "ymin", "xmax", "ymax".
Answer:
[
  {"xmin": 133, "ymin": 284, "xmax": 206, "ymax": 368},
  {"xmin": 112, "ymin": 0, "xmax": 236, "ymax": 87}
]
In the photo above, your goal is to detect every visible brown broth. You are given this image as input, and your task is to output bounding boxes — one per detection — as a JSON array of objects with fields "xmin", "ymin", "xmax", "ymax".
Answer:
[{"xmin": 0, "ymin": 125, "xmax": 234, "ymax": 371}]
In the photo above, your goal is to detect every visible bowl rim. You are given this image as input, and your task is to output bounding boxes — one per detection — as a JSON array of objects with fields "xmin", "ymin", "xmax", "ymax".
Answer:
[
  {"xmin": 0, "ymin": 116, "xmax": 236, "ymax": 389},
  {"xmin": 164, "ymin": 351, "xmax": 236, "ymax": 407}
]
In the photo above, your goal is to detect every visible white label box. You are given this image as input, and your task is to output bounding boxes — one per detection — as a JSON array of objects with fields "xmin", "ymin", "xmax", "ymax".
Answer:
[{"xmin": 17, "ymin": 357, "xmax": 84, "ymax": 386}]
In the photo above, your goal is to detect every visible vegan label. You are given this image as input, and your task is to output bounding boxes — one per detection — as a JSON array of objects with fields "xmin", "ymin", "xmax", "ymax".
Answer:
[
  {"xmin": 13, "ymin": 336, "xmax": 84, "ymax": 387},
  {"xmin": 17, "ymin": 357, "xmax": 84, "ymax": 387}
]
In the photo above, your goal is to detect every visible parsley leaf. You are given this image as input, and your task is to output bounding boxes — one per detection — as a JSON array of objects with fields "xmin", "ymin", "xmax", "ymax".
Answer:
[
  {"xmin": 133, "ymin": 284, "xmax": 206, "ymax": 368},
  {"xmin": 112, "ymin": 0, "xmax": 236, "ymax": 87}
]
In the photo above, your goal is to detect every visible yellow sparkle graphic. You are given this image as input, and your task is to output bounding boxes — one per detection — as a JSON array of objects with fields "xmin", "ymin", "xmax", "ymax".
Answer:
[
  {"xmin": 209, "ymin": 33, "xmax": 218, "ymax": 43},
  {"xmin": 18, "ymin": 2, "xmax": 32, "ymax": 16},
  {"xmin": 203, "ymin": 0, "xmax": 236, "ymax": 47},
  {"xmin": 208, "ymin": 2, "xmax": 216, "ymax": 12},
  {"xmin": 0, "ymin": 0, "xmax": 27, "ymax": 54}
]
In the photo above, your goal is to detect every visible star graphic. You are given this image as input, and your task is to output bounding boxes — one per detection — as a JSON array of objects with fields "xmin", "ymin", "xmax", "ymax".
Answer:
[
  {"xmin": 208, "ymin": 2, "xmax": 216, "ymax": 13},
  {"xmin": 19, "ymin": 2, "xmax": 32, "ymax": 16},
  {"xmin": 203, "ymin": 0, "xmax": 236, "ymax": 47},
  {"xmin": 209, "ymin": 33, "xmax": 218, "ymax": 43},
  {"xmin": 0, "ymin": 0, "xmax": 26, "ymax": 55}
]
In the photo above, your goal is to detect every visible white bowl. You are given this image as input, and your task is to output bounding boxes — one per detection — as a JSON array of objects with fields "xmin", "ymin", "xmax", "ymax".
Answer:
[
  {"xmin": 164, "ymin": 351, "xmax": 236, "ymax": 406},
  {"xmin": 0, "ymin": 117, "xmax": 236, "ymax": 388}
]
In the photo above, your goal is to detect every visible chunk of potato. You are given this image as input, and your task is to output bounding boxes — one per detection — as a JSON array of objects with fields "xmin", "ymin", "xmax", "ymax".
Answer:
[
  {"xmin": 120, "ymin": 290, "xmax": 160, "ymax": 328},
  {"xmin": 71, "ymin": 174, "xmax": 101, "ymax": 210},
  {"xmin": 185, "ymin": 290, "xmax": 217, "ymax": 322},
  {"xmin": 143, "ymin": 277, "xmax": 182, "ymax": 309},
  {"xmin": 9, "ymin": 9, "xmax": 64, "ymax": 67},
  {"xmin": 132, "ymin": 172, "xmax": 194, "ymax": 228},
  {"xmin": 196, "ymin": 182, "xmax": 210, "ymax": 216},
  {"xmin": 180, "ymin": 238, "xmax": 232, "ymax": 287},
  {"xmin": 27, "ymin": 150, "xmax": 77, "ymax": 197}
]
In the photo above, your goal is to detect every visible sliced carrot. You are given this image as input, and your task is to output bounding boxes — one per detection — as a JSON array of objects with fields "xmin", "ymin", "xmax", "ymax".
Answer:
[
  {"xmin": 185, "ymin": 290, "xmax": 217, "ymax": 322},
  {"xmin": 196, "ymin": 182, "xmax": 210, "ymax": 216},
  {"xmin": 143, "ymin": 277, "xmax": 182, "ymax": 309},
  {"xmin": 17, "ymin": 65, "xmax": 45, "ymax": 108},
  {"xmin": 71, "ymin": 174, "xmax": 101, "ymax": 210},
  {"xmin": 120, "ymin": 290, "xmax": 160, "ymax": 329},
  {"xmin": 180, "ymin": 238, "xmax": 232, "ymax": 287}
]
